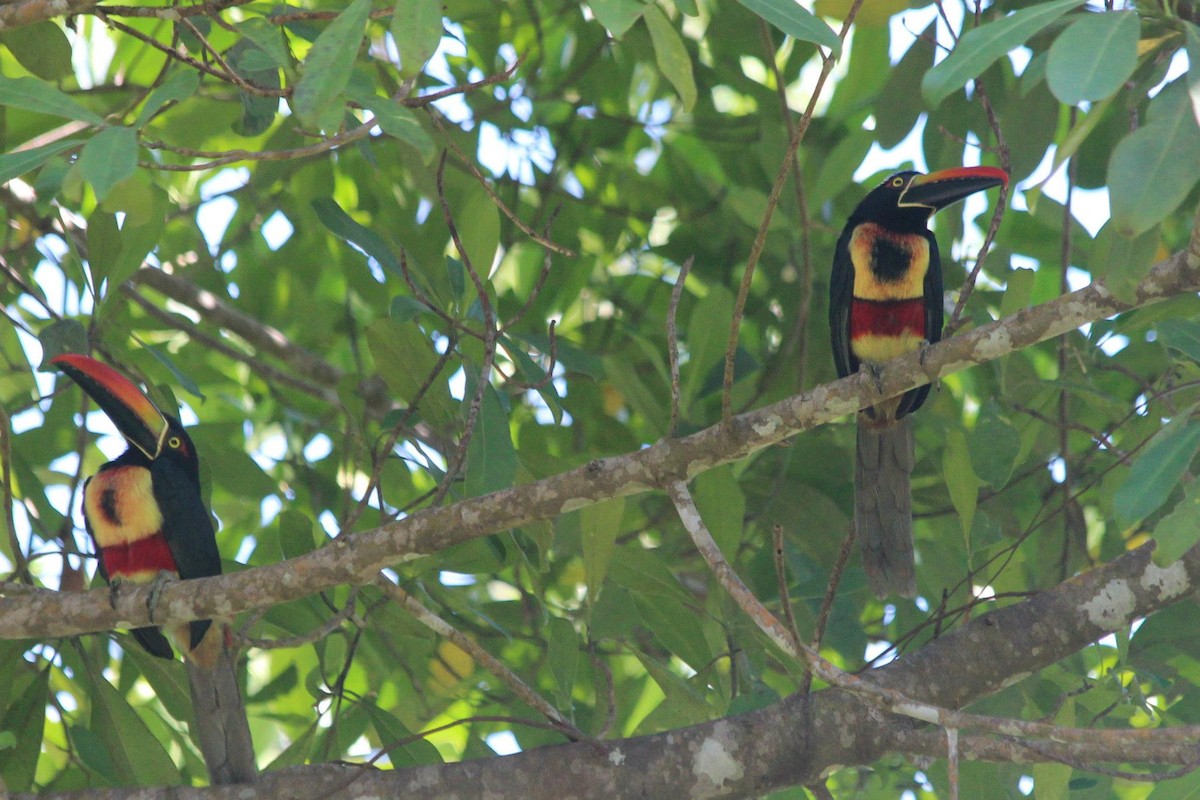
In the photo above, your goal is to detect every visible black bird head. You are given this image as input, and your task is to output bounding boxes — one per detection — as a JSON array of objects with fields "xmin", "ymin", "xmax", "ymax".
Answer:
[
  {"xmin": 850, "ymin": 166, "xmax": 1008, "ymax": 233},
  {"xmin": 52, "ymin": 354, "xmax": 200, "ymax": 480}
]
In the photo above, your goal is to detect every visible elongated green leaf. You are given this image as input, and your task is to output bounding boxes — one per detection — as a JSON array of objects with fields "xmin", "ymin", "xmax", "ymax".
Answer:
[
  {"xmin": 0, "ymin": 139, "xmax": 80, "ymax": 186},
  {"xmin": 464, "ymin": 385, "xmax": 517, "ymax": 497},
  {"xmin": 391, "ymin": 0, "xmax": 443, "ymax": 77},
  {"xmin": 1157, "ymin": 319, "xmax": 1200, "ymax": 364},
  {"xmin": 922, "ymin": 0, "xmax": 1079, "ymax": 107},
  {"xmin": 1115, "ymin": 420, "xmax": 1200, "ymax": 529},
  {"xmin": 85, "ymin": 670, "xmax": 179, "ymax": 785},
  {"xmin": 0, "ymin": 73, "xmax": 105, "ymax": 125},
  {"xmin": 968, "ymin": 401, "xmax": 1020, "ymax": 490},
  {"xmin": 693, "ymin": 465, "xmax": 745, "ymax": 558},
  {"xmin": 943, "ymin": 430, "xmax": 982, "ymax": 539},
  {"xmin": 352, "ymin": 93, "xmax": 435, "ymax": 162},
  {"xmin": 644, "ymin": 5, "xmax": 697, "ymax": 112},
  {"xmin": 581, "ymin": 497, "xmax": 624, "ymax": 602},
  {"xmin": 365, "ymin": 318, "xmax": 455, "ymax": 425},
  {"xmin": 292, "ymin": 0, "xmax": 371, "ymax": 131},
  {"xmin": 1185, "ymin": 23, "xmax": 1200, "ymax": 128},
  {"xmin": 1092, "ymin": 220, "xmax": 1158, "ymax": 304},
  {"xmin": 37, "ymin": 319, "xmax": 87, "ymax": 365},
  {"xmin": 360, "ymin": 699, "xmax": 443, "ymax": 766},
  {"xmin": 1, "ymin": 22, "xmax": 72, "ymax": 81},
  {"xmin": 135, "ymin": 70, "xmax": 201, "ymax": 128},
  {"xmin": 1151, "ymin": 480, "xmax": 1200, "ymax": 566},
  {"xmin": 736, "ymin": 0, "xmax": 840, "ymax": 53},
  {"xmin": 78, "ymin": 126, "xmax": 137, "ymax": 202},
  {"xmin": 1047, "ymin": 11, "xmax": 1138, "ymax": 105},
  {"xmin": 547, "ymin": 616, "xmax": 579, "ymax": 705},
  {"xmin": 683, "ymin": 286, "xmax": 734, "ymax": 408},
  {"xmin": 452, "ymin": 185, "xmax": 500, "ymax": 282},
  {"xmin": 0, "ymin": 663, "xmax": 47, "ymax": 790},
  {"xmin": 1109, "ymin": 82, "xmax": 1200, "ymax": 236},
  {"xmin": 311, "ymin": 197, "xmax": 401, "ymax": 275}
]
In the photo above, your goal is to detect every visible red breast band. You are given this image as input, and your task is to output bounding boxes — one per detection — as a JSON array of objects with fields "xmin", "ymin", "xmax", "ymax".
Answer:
[{"xmin": 101, "ymin": 535, "xmax": 178, "ymax": 580}]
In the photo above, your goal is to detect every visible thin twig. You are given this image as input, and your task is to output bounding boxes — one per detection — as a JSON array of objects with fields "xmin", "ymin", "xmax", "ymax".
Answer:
[
  {"xmin": 667, "ymin": 256, "xmax": 694, "ymax": 437},
  {"xmin": 721, "ymin": 0, "xmax": 865, "ymax": 419},
  {"xmin": 376, "ymin": 577, "xmax": 582, "ymax": 739}
]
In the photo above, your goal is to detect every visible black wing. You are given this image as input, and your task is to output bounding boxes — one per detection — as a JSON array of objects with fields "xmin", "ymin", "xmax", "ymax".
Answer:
[
  {"xmin": 896, "ymin": 232, "xmax": 943, "ymax": 419},
  {"xmin": 151, "ymin": 458, "xmax": 221, "ymax": 651},
  {"xmin": 829, "ymin": 223, "xmax": 858, "ymax": 380}
]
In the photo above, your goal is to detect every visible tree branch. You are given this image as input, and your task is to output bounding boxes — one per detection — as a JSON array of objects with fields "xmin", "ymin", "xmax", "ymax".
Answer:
[
  {"xmin": 16, "ymin": 543, "xmax": 1200, "ymax": 799},
  {"xmin": 3, "ymin": 242, "xmax": 1198, "ymax": 640}
]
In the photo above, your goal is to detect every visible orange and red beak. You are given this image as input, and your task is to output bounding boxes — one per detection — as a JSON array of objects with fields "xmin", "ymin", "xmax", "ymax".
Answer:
[
  {"xmin": 898, "ymin": 166, "xmax": 1008, "ymax": 212},
  {"xmin": 51, "ymin": 354, "xmax": 169, "ymax": 460}
]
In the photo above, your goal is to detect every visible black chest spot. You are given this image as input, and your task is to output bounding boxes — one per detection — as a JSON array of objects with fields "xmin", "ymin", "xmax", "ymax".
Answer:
[
  {"xmin": 99, "ymin": 487, "xmax": 121, "ymax": 526},
  {"xmin": 871, "ymin": 236, "xmax": 917, "ymax": 282}
]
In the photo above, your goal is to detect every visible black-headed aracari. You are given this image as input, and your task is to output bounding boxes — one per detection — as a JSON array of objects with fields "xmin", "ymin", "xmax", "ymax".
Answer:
[
  {"xmin": 52, "ymin": 354, "xmax": 257, "ymax": 785},
  {"xmin": 829, "ymin": 166, "xmax": 1007, "ymax": 598}
]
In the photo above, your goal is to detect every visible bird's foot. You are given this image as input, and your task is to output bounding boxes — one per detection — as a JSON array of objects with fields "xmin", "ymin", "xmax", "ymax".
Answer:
[
  {"xmin": 145, "ymin": 570, "xmax": 179, "ymax": 624},
  {"xmin": 918, "ymin": 339, "xmax": 939, "ymax": 383},
  {"xmin": 860, "ymin": 361, "xmax": 886, "ymax": 396},
  {"xmin": 107, "ymin": 578, "xmax": 126, "ymax": 611}
]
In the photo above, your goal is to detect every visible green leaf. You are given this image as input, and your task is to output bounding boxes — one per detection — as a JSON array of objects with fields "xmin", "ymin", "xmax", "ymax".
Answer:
[
  {"xmin": 37, "ymin": 319, "xmax": 87, "ymax": 365},
  {"xmin": 86, "ymin": 210, "xmax": 121, "ymax": 286},
  {"xmin": 354, "ymin": 94, "xmax": 435, "ymax": 162},
  {"xmin": 643, "ymin": 6, "xmax": 697, "ymax": 112},
  {"xmin": 1108, "ymin": 82, "xmax": 1200, "ymax": 236},
  {"xmin": 1092, "ymin": 220, "xmax": 1159, "ymax": 304},
  {"xmin": 547, "ymin": 616, "xmax": 579, "ymax": 706},
  {"xmin": 452, "ymin": 186, "xmax": 500, "ymax": 281},
  {"xmin": 84, "ymin": 669, "xmax": 179, "ymax": 785},
  {"xmin": 581, "ymin": 497, "xmax": 624, "ymax": 602},
  {"xmin": 683, "ymin": 286, "xmax": 734, "ymax": 408},
  {"xmin": 943, "ymin": 429, "xmax": 982, "ymax": 539},
  {"xmin": 0, "ymin": 73, "xmax": 105, "ymax": 125},
  {"xmin": 922, "ymin": 0, "xmax": 1079, "ymax": 107},
  {"xmin": 365, "ymin": 319, "xmax": 456, "ymax": 425},
  {"xmin": 0, "ymin": 666, "xmax": 47, "ymax": 790},
  {"xmin": 464, "ymin": 384, "xmax": 517, "ymax": 498},
  {"xmin": 1157, "ymin": 319, "xmax": 1200, "ymax": 364},
  {"xmin": 692, "ymin": 466, "xmax": 745, "ymax": 558},
  {"xmin": 292, "ymin": 0, "xmax": 371, "ymax": 131},
  {"xmin": 968, "ymin": 401, "xmax": 1020, "ymax": 490},
  {"xmin": 312, "ymin": 197, "xmax": 401, "ymax": 276},
  {"xmin": 1047, "ymin": 11, "xmax": 1138, "ymax": 105},
  {"xmin": 0, "ymin": 22, "xmax": 73, "ymax": 81},
  {"xmin": 735, "ymin": 0, "xmax": 840, "ymax": 53},
  {"xmin": 588, "ymin": 0, "xmax": 647, "ymax": 38},
  {"xmin": 277, "ymin": 509, "xmax": 320, "ymax": 560},
  {"xmin": 1185, "ymin": 23, "xmax": 1200, "ymax": 128},
  {"xmin": 142, "ymin": 343, "xmax": 204, "ymax": 400},
  {"xmin": 360, "ymin": 699, "xmax": 443, "ymax": 767},
  {"xmin": 999, "ymin": 267, "xmax": 1035, "ymax": 318},
  {"xmin": 0, "ymin": 139, "xmax": 80, "ymax": 186},
  {"xmin": 1151, "ymin": 480, "xmax": 1200, "ymax": 566},
  {"xmin": 1115, "ymin": 420, "xmax": 1200, "ymax": 529},
  {"xmin": 135, "ymin": 70, "xmax": 201, "ymax": 128},
  {"xmin": 391, "ymin": 0, "xmax": 443, "ymax": 77},
  {"xmin": 78, "ymin": 127, "xmax": 138, "ymax": 203}
]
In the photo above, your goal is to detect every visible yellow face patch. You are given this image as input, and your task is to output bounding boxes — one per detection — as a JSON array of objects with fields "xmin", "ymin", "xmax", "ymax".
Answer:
[
  {"xmin": 84, "ymin": 466, "xmax": 164, "ymax": 548},
  {"xmin": 848, "ymin": 223, "xmax": 930, "ymax": 301}
]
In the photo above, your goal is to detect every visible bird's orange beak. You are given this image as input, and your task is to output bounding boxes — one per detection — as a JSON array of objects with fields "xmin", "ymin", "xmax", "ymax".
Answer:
[
  {"xmin": 51, "ymin": 354, "xmax": 169, "ymax": 460},
  {"xmin": 899, "ymin": 166, "xmax": 1008, "ymax": 212}
]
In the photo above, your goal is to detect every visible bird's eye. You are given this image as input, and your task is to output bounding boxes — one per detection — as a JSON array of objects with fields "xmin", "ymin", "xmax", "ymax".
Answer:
[
  {"xmin": 891, "ymin": 177, "xmax": 905, "ymax": 187},
  {"xmin": 168, "ymin": 436, "xmax": 182, "ymax": 449}
]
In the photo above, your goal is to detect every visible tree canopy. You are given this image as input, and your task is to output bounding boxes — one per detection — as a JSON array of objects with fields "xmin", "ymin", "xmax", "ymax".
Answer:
[{"xmin": 2, "ymin": 0, "xmax": 1200, "ymax": 797}]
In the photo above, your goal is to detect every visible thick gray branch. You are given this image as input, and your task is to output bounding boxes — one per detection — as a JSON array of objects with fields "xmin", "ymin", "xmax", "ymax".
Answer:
[{"xmin": 16, "ymin": 543, "xmax": 1200, "ymax": 799}]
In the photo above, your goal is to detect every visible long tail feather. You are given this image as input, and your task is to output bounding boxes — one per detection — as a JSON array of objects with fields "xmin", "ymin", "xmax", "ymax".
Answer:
[
  {"xmin": 185, "ymin": 625, "xmax": 257, "ymax": 785},
  {"xmin": 854, "ymin": 414, "xmax": 916, "ymax": 598}
]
